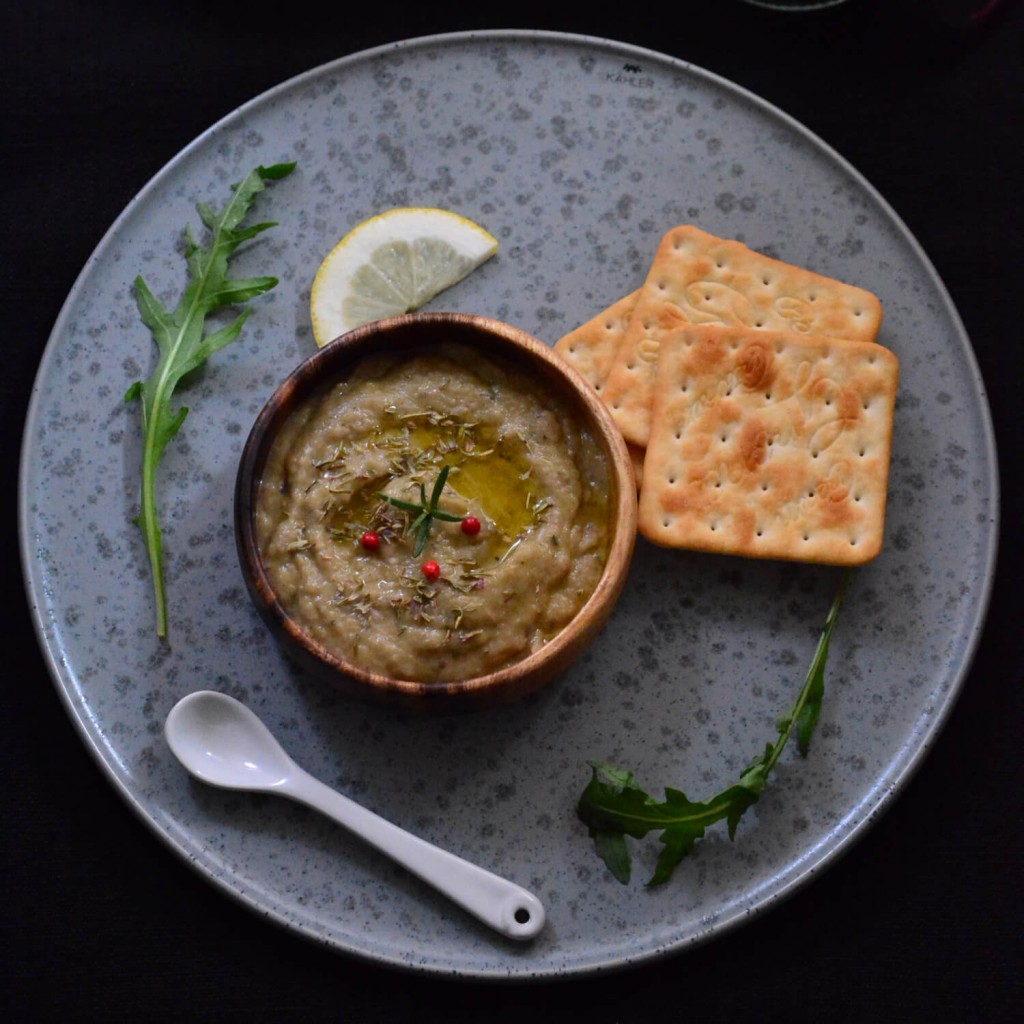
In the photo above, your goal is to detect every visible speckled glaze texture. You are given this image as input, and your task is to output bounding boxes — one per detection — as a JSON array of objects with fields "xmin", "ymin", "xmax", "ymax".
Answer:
[{"xmin": 18, "ymin": 32, "xmax": 998, "ymax": 979}]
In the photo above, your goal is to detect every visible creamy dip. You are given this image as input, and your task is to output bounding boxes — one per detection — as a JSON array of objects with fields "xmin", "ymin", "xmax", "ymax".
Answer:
[{"xmin": 255, "ymin": 344, "xmax": 611, "ymax": 681}]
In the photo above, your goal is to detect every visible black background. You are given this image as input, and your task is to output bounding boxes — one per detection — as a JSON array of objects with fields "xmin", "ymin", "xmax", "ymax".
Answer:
[{"xmin": 3, "ymin": 2, "xmax": 1021, "ymax": 1020}]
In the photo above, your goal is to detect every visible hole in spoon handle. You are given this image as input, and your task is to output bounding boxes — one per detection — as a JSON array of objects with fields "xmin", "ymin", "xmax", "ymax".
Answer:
[{"xmin": 503, "ymin": 889, "xmax": 546, "ymax": 940}]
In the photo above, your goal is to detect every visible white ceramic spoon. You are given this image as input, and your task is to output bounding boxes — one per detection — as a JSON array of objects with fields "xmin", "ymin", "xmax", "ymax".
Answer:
[{"xmin": 164, "ymin": 690, "xmax": 545, "ymax": 941}]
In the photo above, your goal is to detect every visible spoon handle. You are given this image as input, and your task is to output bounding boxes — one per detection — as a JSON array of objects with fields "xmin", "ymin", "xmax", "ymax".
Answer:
[{"xmin": 285, "ymin": 769, "xmax": 545, "ymax": 941}]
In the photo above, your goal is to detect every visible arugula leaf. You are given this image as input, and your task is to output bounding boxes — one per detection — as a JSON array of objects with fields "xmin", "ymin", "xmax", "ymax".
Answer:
[
  {"xmin": 577, "ymin": 568, "xmax": 852, "ymax": 886},
  {"xmin": 126, "ymin": 161, "xmax": 296, "ymax": 637}
]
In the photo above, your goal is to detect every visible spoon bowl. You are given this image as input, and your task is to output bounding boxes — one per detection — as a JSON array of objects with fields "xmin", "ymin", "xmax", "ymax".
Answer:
[
  {"xmin": 165, "ymin": 690, "xmax": 295, "ymax": 790},
  {"xmin": 164, "ymin": 690, "xmax": 545, "ymax": 941}
]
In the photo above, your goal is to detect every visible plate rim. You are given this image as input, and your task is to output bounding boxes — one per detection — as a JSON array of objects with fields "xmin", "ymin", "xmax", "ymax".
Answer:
[{"xmin": 17, "ymin": 28, "xmax": 1000, "ymax": 980}]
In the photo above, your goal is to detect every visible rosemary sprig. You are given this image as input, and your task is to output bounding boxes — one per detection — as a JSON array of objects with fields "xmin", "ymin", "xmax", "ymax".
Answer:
[{"xmin": 378, "ymin": 464, "xmax": 464, "ymax": 556}]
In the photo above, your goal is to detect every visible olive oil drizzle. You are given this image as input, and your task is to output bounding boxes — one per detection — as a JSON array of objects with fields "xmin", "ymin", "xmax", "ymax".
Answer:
[
  {"xmin": 312, "ymin": 408, "xmax": 554, "ymax": 635},
  {"xmin": 318, "ymin": 409, "xmax": 547, "ymax": 560}
]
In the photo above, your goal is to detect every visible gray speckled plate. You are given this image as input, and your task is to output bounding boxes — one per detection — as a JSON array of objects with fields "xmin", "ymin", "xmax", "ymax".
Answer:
[{"xmin": 18, "ymin": 31, "xmax": 998, "ymax": 979}]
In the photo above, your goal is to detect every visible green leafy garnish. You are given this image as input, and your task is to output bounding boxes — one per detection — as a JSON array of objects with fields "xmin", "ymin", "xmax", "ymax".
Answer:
[
  {"xmin": 577, "ymin": 568, "xmax": 852, "ymax": 886},
  {"xmin": 126, "ymin": 161, "xmax": 296, "ymax": 637},
  {"xmin": 379, "ymin": 464, "xmax": 465, "ymax": 556}
]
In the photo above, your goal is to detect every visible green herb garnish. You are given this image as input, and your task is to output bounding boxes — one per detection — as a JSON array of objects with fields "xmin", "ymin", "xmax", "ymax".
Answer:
[
  {"xmin": 378, "ymin": 464, "xmax": 464, "ymax": 556},
  {"xmin": 126, "ymin": 161, "xmax": 295, "ymax": 637},
  {"xmin": 577, "ymin": 569, "xmax": 851, "ymax": 886}
]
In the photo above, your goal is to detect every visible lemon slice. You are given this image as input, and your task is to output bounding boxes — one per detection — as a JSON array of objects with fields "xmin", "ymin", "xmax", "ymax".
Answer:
[{"xmin": 310, "ymin": 207, "xmax": 499, "ymax": 345}]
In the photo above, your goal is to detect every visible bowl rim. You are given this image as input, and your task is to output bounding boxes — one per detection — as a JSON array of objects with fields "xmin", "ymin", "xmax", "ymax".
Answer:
[{"xmin": 234, "ymin": 311, "xmax": 637, "ymax": 705}]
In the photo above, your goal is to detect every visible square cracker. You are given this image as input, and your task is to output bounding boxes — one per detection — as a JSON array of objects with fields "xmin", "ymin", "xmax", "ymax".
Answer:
[
  {"xmin": 637, "ymin": 323, "xmax": 899, "ymax": 565},
  {"xmin": 552, "ymin": 293, "xmax": 646, "ymax": 490},
  {"xmin": 553, "ymin": 290, "xmax": 640, "ymax": 395},
  {"xmin": 602, "ymin": 225, "xmax": 885, "ymax": 446}
]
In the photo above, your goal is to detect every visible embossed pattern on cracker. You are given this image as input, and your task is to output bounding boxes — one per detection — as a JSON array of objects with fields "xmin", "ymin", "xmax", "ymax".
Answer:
[
  {"xmin": 553, "ymin": 290, "xmax": 640, "ymax": 394},
  {"xmin": 602, "ymin": 225, "xmax": 885, "ymax": 446},
  {"xmin": 637, "ymin": 324, "xmax": 899, "ymax": 565}
]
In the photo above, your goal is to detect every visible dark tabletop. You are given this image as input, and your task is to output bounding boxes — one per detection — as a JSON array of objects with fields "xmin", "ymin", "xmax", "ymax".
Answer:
[{"xmin": 3, "ymin": 2, "xmax": 1021, "ymax": 1020}]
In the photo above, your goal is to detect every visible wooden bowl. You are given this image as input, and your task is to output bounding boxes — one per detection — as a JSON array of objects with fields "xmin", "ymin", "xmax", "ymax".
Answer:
[{"xmin": 235, "ymin": 312, "xmax": 637, "ymax": 712}]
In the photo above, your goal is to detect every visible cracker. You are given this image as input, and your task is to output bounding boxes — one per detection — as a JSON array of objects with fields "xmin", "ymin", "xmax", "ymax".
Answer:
[
  {"xmin": 637, "ymin": 323, "xmax": 899, "ymax": 565},
  {"xmin": 602, "ymin": 225, "xmax": 884, "ymax": 446},
  {"xmin": 553, "ymin": 290, "xmax": 641, "ymax": 395}
]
